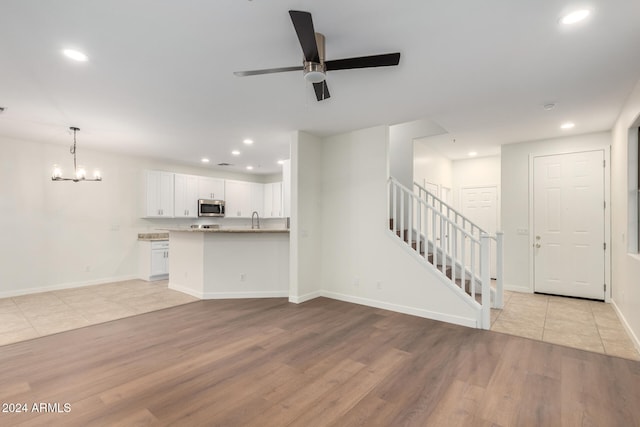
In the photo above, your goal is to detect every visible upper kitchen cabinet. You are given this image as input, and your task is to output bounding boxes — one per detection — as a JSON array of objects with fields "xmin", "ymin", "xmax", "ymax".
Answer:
[
  {"xmin": 225, "ymin": 181, "xmax": 265, "ymax": 218},
  {"xmin": 225, "ymin": 180, "xmax": 251, "ymax": 217},
  {"xmin": 263, "ymin": 182, "xmax": 283, "ymax": 218},
  {"xmin": 250, "ymin": 182, "xmax": 264, "ymax": 217},
  {"xmin": 198, "ymin": 177, "xmax": 225, "ymax": 201},
  {"xmin": 174, "ymin": 174, "xmax": 199, "ymax": 218},
  {"xmin": 143, "ymin": 170, "xmax": 174, "ymax": 218}
]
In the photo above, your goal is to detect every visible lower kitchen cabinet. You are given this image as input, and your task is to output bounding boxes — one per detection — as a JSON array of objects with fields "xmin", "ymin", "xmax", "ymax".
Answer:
[{"xmin": 139, "ymin": 240, "xmax": 169, "ymax": 281}]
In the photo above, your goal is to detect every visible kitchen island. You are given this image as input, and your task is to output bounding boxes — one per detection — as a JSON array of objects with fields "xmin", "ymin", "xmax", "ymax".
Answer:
[{"xmin": 166, "ymin": 228, "xmax": 289, "ymax": 299}]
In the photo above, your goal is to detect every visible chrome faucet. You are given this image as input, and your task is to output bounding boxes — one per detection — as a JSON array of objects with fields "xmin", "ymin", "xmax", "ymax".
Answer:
[{"xmin": 251, "ymin": 211, "xmax": 260, "ymax": 229}]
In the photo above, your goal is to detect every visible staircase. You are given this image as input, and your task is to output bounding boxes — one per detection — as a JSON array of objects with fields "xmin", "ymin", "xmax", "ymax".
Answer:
[{"xmin": 388, "ymin": 177, "xmax": 504, "ymax": 329}]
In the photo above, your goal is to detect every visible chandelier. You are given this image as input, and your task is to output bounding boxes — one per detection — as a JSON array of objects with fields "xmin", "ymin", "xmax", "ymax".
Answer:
[{"xmin": 51, "ymin": 127, "xmax": 102, "ymax": 182}]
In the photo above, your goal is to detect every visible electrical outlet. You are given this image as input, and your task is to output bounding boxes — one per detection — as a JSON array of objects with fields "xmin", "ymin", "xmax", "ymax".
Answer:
[
  {"xmin": 376, "ymin": 281, "xmax": 382, "ymax": 290},
  {"xmin": 353, "ymin": 277, "xmax": 360, "ymax": 287},
  {"xmin": 240, "ymin": 273, "xmax": 246, "ymax": 282}
]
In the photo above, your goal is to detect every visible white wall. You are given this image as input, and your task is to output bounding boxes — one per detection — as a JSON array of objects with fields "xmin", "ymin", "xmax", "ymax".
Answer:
[
  {"xmin": 611, "ymin": 78, "xmax": 640, "ymax": 348},
  {"xmin": 389, "ymin": 118, "xmax": 447, "ymax": 189},
  {"xmin": 288, "ymin": 131, "xmax": 323, "ymax": 302},
  {"xmin": 315, "ymin": 126, "xmax": 478, "ymax": 327},
  {"xmin": 500, "ymin": 132, "xmax": 611, "ymax": 292},
  {"xmin": 413, "ymin": 140, "xmax": 453, "ymax": 190},
  {"xmin": 0, "ymin": 135, "xmax": 278, "ymax": 297}
]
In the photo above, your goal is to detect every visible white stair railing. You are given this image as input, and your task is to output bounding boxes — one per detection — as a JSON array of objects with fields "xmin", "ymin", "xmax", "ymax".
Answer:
[
  {"xmin": 414, "ymin": 182, "xmax": 484, "ymax": 241},
  {"xmin": 389, "ymin": 177, "xmax": 503, "ymax": 329},
  {"xmin": 414, "ymin": 180, "xmax": 504, "ymax": 310}
]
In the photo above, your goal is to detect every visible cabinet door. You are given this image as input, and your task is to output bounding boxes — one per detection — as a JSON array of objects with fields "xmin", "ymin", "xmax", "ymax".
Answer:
[
  {"xmin": 263, "ymin": 182, "xmax": 273, "ymax": 218},
  {"xmin": 174, "ymin": 174, "xmax": 198, "ymax": 218},
  {"xmin": 250, "ymin": 182, "xmax": 264, "ymax": 217},
  {"xmin": 225, "ymin": 180, "xmax": 251, "ymax": 217},
  {"xmin": 263, "ymin": 182, "xmax": 283, "ymax": 217},
  {"xmin": 272, "ymin": 182, "xmax": 283, "ymax": 217},
  {"xmin": 198, "ymin": 177, "xmax": 225, "ymax": 200},
  {"xmin": 150, "ymin": 249, "xmax": 168, "ymax": 276},
  {"xmin": 145, "ymin": 170, "xmax": 174, "ymax": 217}
]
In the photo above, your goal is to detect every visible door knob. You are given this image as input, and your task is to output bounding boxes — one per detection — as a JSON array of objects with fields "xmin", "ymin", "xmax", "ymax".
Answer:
[{"xmin": 535, "ymin": 243, "xmax": 541, "ymax": 248}]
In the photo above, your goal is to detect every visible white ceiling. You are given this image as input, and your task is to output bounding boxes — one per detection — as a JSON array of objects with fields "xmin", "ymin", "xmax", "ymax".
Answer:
[{"xmin": 1, "ymin": 1, "xmax": 639, "ymax": 174}]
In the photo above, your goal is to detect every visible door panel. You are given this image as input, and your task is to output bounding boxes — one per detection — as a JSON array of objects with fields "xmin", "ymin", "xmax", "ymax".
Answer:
[
  {"xmin": 461, "ymin": 187, "xmax": 498, "ymax": 277},
  {"xmin": 533, "ymin": 151, "xmax": 605, "ymax": 300}
]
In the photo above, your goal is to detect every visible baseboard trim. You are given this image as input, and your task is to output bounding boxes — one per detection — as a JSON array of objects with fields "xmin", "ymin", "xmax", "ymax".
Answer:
[
  {"xmin": 289, "ymin": 291, "xmax": 322, "ymax": 304},
  {"xmin": 168, "ymin": 283, "xmax": 203, "ymax": 299},
  {"xmin": 503, "ymin": 283, "xmax": 532, "ymax": 293},
  {"xmin": 202, "ymin": 290, "xmax": 289, "ymax": 299},
  {"xmin": 611, "ymin": 299, "xmax": 640, "ymax": 353},
  {"xmin": 0, "ymin": 275, "xmax": 139, "ymax": 299},
  {"xmin": 320, "ymin": 291, "xmax": 478, "ymax": 329}
]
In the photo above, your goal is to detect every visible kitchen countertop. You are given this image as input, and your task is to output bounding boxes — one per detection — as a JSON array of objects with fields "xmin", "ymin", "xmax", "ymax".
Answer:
[
  {"xmin": 164, "ymin": 228, "xmax": 289, "ymax": 234},
  {"xmin": 138, "ymin": 232, "xmax": 170, "ymax": 241}
]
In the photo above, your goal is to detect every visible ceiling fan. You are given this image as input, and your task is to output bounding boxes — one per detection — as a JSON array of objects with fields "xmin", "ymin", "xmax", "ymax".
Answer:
[{"xmin": 233, "ymin": 10, "xmax": 401, "ymax": 101}]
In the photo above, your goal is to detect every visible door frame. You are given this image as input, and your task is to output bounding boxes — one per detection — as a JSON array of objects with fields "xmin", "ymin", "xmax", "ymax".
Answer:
[{"xmin": 528, "ymin": 147, "xmax": 611, "ymax": 302}]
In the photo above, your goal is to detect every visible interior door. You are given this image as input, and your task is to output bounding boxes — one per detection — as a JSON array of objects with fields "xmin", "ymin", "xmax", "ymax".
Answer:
[
  {"xmin": 461, "ymin": 187, "xmax": 498, "ymax": 277},
  {"xmin": 533, "ymin": 150, "xmax": 605, "ymax": 300}
]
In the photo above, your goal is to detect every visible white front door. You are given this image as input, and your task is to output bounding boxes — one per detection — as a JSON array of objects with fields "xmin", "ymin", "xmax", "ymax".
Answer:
[
  {"xmin": 533, "ymin": 150, "xmax": 605, "ymax": 300},
  {"xmin": 461, "ymin": 186, "xmax": 498, "ymax": 277}
]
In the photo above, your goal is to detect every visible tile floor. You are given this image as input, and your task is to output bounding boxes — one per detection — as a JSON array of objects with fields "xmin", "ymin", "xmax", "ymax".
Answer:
[
  {"xmin": 0, "ymin": 279, "xmax": 197, "ymax": 346},
  {"xmin": 491, "ymin": 291, "xmax": 640, "ymax": 361},
  {"xmin": 1, "ymin": 281, "xmax": 638, "ymax": 361}
]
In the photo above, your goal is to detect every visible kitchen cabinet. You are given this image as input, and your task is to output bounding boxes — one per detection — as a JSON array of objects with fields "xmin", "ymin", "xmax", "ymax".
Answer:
[
  {"xmin": 139, "ymin": 240, "xmax": 169, "ymax": 281},
  {"xmin": 250, "ymin": 182, "xmax": 264, "ymax": 217},
  {"xmin": 263, "ymin": 182, "xmax": 283, "ymax": 218},
  {"xmin": 225, "ymin": 180, "xmax": 251, "ymax": 217},
  {"xmin": 174, "ymin": 174, "xmax": 199, "ymax": 218},
  {"xmin": 225, "ymin": 180, "xmax": 265, "ymax": 217},
  {"xmin": 198, "ymin": 177, "xmax": 225, "ymax": 200},
  {"xmin": 144, "ymin": 170, "xmax": 174, "ymax": 218}
]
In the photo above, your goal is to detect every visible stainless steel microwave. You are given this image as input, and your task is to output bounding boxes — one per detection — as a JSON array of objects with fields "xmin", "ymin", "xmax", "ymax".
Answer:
[{"xmin": 198, "ymin": 199, "xmax": 225, "ymax": 217}]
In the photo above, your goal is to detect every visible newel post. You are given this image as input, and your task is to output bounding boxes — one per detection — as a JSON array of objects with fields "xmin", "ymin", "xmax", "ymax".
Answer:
[{"xmin": 480, "ymin": 233, "xmax": 491, "ymax": 329}]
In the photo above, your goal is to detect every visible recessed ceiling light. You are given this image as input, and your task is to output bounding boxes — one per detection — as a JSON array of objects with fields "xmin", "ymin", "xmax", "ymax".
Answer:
[
  {"xmin": 543, "ymin": 103, "xmax": 556, "ymax": 111},
  {"xmin": 468, "ymin": 151, "xmax": 478, "ymax": 157},
  {"xmin": 277, "ymin": 160, "xmax": 285, "ymax": 165},
  {"xmin": 561, "ymin": 122, "xmax": 575, "ymax": 129},
  {"xmin": 561, "ymin": 9, "xmax": 590, "ymax": 25},
  {"xmin": 62, "ymin": 49, "xmax": 88, "ymax": 62},
  {"xmin": 201, "ymin": 158, "xmax": 210, "ymax": 163},
  {"xmin": 231, "ymin": 150, "xmax": 241, "ymax": 156},
  {"xmin": 246, "ymin": 165, "xmax": 254, "ymax": 170},
  {"xmin": 243, "ymin": 139, "xmax": 254, "ymax": 145}
]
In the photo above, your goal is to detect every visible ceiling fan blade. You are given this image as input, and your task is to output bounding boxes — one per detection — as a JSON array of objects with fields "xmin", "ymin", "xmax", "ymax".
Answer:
[
  {"xmin": 289, "ymin": 10, "xmax": 320, "ymax": 63},
  {"xmin": 325, "ymin": 52, "xmax": 401, "ymax": 71},
  {"xmin": 313, "ymin": 81, "xmax": 330, "ymax": 101},
  {"xmin": 233, "ymin": 66, "xmax": 302, "ymax": 77}
]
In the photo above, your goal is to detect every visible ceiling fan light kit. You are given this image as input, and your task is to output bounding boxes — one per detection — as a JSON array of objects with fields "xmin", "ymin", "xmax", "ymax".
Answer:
[
  {"xmin": 303, "ymin": 62, "xmax": 326, "ymax": 83},
  {"xmin": 233, "ymin": 10, "xmax": 400, "ymax": 101}
]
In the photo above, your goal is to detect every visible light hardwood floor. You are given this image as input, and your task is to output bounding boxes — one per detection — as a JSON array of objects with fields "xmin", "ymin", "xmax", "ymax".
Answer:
[
  {"xmin": 1, "ymin": 281, "xmax": 638, "ymax": 361},
  {"xmin": 0, "ymin": 297, "xmax": 639, "ymax": 426}
]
